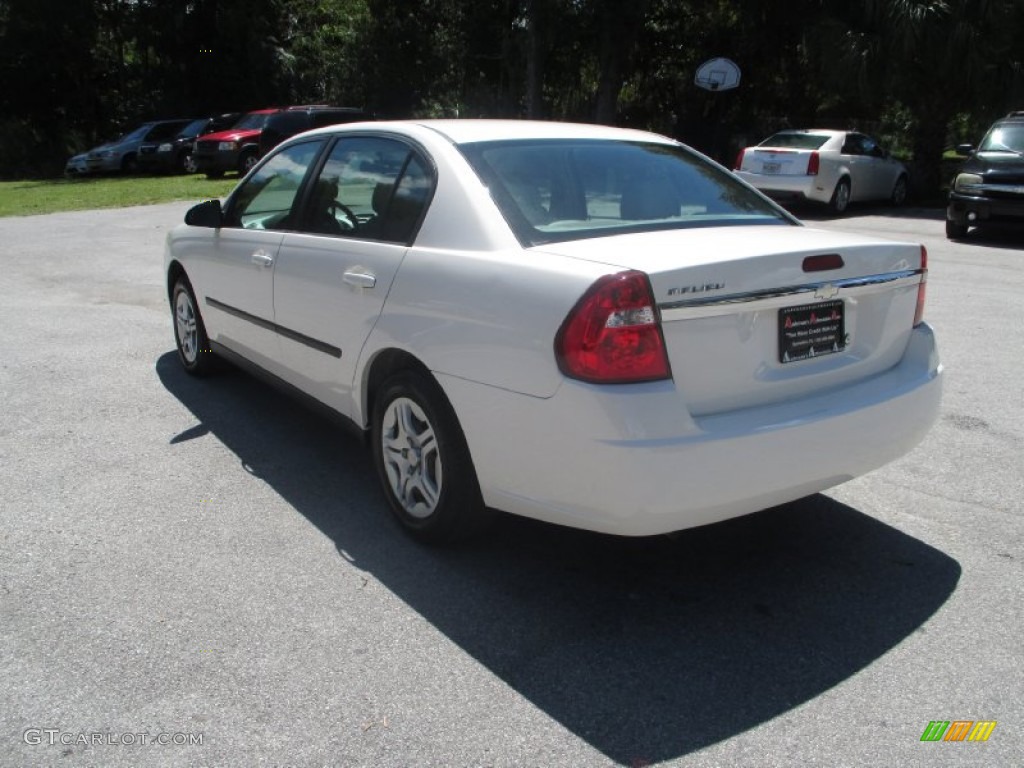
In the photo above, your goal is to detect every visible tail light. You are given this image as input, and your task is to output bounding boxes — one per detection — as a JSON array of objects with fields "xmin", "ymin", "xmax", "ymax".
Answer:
[
  {"xmin": 914, "ymin": 245, "xmax": 928, "ymax": 327},
  {"xmin": 734, "ymin": 149, "xmax": 746, "ymax": 170},
  {"xmin": 807, "ymin": 151, "xmax": 820, "ymax": 176},
  {"xmin": 555, "ymin": 271, "xmax": 671, "ymax": 384}
]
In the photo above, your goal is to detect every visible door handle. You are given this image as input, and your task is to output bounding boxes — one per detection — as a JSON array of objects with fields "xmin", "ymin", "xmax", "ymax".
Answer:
[
  {"xmin": 251, "ymin": 250, "xmax": 274, "ymax": 267},
  {"xmin": 343, "ymin": 270, "xmax": 377, "ymax": 289}
]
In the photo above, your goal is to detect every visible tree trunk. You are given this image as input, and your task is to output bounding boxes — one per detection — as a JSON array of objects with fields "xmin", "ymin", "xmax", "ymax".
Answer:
[
  {"xmin": 593, "ymin": 0, "xmax": 649, "ymax": 125},
  {"xmin": 525, "ymin": 0, "xmax": 546, "ymax": 118}
]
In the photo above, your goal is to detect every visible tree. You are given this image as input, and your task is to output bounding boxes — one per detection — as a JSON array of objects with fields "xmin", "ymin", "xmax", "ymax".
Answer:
[{"xmin": 825, "ymin": 0, "xmax": 1024, "ymax": 196}]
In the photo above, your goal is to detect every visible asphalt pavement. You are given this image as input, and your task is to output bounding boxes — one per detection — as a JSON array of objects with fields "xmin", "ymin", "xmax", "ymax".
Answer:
[{"xmin": 0, "ymin": 201, "xmax": 1020, "ymax": 767}]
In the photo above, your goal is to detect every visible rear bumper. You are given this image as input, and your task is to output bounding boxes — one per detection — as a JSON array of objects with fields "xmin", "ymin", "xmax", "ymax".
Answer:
[
  {"xmin": 440, "ymin": 323, "xmax": 942, "ymax": 536},
  {"xmin": 734, "ymin": 171, "xmax": 832, "ymax": 205}
]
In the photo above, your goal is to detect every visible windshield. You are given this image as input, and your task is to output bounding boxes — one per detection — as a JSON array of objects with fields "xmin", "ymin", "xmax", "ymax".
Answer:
[
  {"xmin": 758, "ymin": 132, "xmax": 831, "ymax": 150},
  {"xmin": 978, "ymin": 123, "xmax": 1024, "ymax": 153},
  {"xmin": 179, "ymin": 118, "xmax": 209, "ymax": 137},
  {"xmin": 117, "ymin": 125, "xmax": 151, "ymax": 143},
  {"xmin": 461, "ymin": 139, "xmax": 792, "ymax": 246},
  {"xmin": 233, "ymin": 112, "xmax": 274, "ymax": 131}
]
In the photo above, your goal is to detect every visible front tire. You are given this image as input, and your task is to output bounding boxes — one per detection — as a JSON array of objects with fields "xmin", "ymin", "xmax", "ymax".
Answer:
[
  {"xmin": 371, "ymin": 371, "xmax": 488, "ymax": 544},
  {"xmin": 238, "ymin": 151, "xmax": 258, "ymax": 176},
  {"xmin": 172, "ymin": 277, "xmax": 215, "ymax": 375},
  {"xmin": 829, "ymin": 178, "xmax": 851, "ymax": 214},
  {"xmin": 946, "ymin": 218, "xmax": 969, "ymax": 239}
]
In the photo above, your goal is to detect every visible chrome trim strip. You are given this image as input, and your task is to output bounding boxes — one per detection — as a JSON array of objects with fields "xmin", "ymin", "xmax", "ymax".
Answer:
[
  {"xmin": 659, "ymin": 269, "xmax": 923, "ymax": 321},
  {"xmin": 206, "ymin": 297, "xmax": 342, "ymax": 358}
]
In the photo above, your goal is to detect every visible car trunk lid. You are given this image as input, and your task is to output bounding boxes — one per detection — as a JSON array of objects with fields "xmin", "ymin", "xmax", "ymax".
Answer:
[
  {"xmin": 742, "ymin": 147, "xmax": 814, "ymax": 176},
  {"xmin": 536, "ymin": 225, "xmax": 926, "ymax": 416}
]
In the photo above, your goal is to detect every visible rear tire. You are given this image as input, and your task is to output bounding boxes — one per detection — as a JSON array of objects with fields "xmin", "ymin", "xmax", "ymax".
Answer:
[
  {"xmin": 172, "ymin": 277, "xmax": 216, "ymax": 376},
  {"xmin": 890, "ymin": 174, "xmax": 908, "ymax": 206},
  {"xmin": 829, "ymin": 178, "xmax": 851, "ymax": 214},
  {"xmin": 371, "ymin": 371, "xmax": 489, "ymax": 544}
]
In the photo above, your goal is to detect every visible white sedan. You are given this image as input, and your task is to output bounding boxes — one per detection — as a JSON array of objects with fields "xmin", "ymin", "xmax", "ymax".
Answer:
[
  {"xmin": 165, "ymin": 119, "xmax": 941, "ymax": 543},
  {"xmin": 734, "ymin": 130, "xmax": 910, "ymax": 214}
]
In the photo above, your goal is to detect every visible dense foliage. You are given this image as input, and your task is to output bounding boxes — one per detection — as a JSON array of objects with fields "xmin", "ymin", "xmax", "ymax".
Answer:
[{"xmin": 1, "ymin": 0, "xmax": 1022, "ymax": 193}]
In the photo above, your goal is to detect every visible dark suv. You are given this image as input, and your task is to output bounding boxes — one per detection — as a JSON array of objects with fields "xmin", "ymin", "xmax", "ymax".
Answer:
[
  {"xmin": 947, "ymin": 111, "xmax": 1024, "ymax": 238},
  {"xmin": 257, "ymin": 106, "xmax": 373, "ymax": 156}
]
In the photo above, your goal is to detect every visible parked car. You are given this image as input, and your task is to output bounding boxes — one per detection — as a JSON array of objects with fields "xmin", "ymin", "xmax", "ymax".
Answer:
[
  {"xmin": 192, "ymin": 106, "xmax": 373, "ymax": 179},
  {"xmin": 946, "ymin": 111, "xmax": 1024, "ymax": 238},
  {"xmin": 137, "ymin": 113, "xmax": 240, "ymax": 174},
  {"xmin": 165, "ymin": 120, "xmax": 941, "ymax": 544},
  {"xmin": 64, "ymin": 153, "xmax": 89, "ymax": 176},
  {"xmin": 258, "ymin": 106, "xmax": 373, "ymax": 157},
  {"xmin": 73, "ymin": 119, "xmax": 194, "ymax": 174},
  {"xmin": 191, "ymin": 108, "xmax": 281, "ymax": 178},
  {"xmin": 734, "ymin": 130, "xmax": 909, "ymax": 214}
]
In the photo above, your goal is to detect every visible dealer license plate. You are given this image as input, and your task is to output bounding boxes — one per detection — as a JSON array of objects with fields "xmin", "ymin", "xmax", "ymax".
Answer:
[{"xmin": 779, "ymin": 300, "xmax": 846, "ymax": 363}]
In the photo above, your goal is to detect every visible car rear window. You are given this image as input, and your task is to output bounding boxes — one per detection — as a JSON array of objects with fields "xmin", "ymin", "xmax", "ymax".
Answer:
[
  {"xmin": 461, "ymin": 139, "xmax": 791, "ymax": 245},
  {"xmin": 758, "ymin": 133, "xmax": 831, "ymax": 150}
]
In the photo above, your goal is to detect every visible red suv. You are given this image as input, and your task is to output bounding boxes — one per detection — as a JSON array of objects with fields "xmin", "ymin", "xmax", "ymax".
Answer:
[
  {"xmin": 191, "ymin": 108, "xmax": 280, "ymax": 178},
  {"xmin": 192, "ymin": 106, "xmax": 374, "ymax": 178}
]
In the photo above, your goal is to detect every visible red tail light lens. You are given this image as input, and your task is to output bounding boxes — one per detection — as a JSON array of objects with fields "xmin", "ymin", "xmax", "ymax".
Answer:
[
  {"xmin": 807, "ymin": 151, "xmax": 820, "ymax": 175},
  {"xmin": 914, "ymin": 245, "xmax": 928, "ymax": 326},
  {"xmin": 555, "ymin": 271, "xmax": 671, "ymax": 384},
  {"xmin": 734, "ymin": 149, "xmax": 746, "ymax": 170}
]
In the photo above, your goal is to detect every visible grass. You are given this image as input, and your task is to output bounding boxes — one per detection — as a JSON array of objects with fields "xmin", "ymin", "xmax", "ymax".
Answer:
[{"xmin": 0, "ymin": 174, "xmax": 238, "ymax": 218}]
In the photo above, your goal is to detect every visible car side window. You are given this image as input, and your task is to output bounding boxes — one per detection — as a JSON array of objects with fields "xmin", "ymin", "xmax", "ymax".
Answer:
[
  {"xmin": 861, "ymin": 136, "xmax": 885, "ymax": 158},
  {"xmin": 225, "ymin": 140, "xmax": 325, "ymax": 231},
  {"xmin": 841, "ymin": 135, "xmax": 862, "ymax": 155},
  {"xmin": 299, "ymin": 137, "xmax": 433, "ymax": 243}
]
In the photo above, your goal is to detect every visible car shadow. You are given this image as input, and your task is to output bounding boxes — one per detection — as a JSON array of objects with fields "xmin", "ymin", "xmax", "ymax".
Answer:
[
  {"xmin": 949, "ymin": 223, "xmax": 1024, "ymax": 249},
  {"xmin": 156, "ymin": 352, "xmax": 960, "ymax": 764}
]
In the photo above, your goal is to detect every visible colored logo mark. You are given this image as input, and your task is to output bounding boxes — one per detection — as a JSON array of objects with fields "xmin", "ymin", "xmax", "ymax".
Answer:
[{"xmin": 920, "ymin": 720, "xmax": 997, "ymax": 742}]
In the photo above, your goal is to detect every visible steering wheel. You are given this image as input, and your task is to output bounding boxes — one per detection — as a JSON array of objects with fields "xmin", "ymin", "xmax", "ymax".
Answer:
[{"xmin": 329, "ymin": 201, "xmax": 358, "ymax": 230}]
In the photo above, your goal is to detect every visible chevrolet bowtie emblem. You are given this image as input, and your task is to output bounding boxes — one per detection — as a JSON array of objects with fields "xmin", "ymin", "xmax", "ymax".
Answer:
[{"xmin": 814, "ymin": 283, "xmax": 839, "ymax": 300}]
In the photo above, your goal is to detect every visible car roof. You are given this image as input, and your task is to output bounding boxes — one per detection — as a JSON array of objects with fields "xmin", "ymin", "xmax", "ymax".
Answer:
[{"xmin": 300, "ymin": 118, "xmax": 678, "ymax": 146}]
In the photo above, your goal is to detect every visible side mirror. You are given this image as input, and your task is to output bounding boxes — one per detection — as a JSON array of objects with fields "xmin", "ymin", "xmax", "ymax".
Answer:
[
  {"xmin": 185, "ymin": 199, "xmax": 223, "ymax": 228},
  {"xmin": 955, "ymin": 143, "xmax": 975, "ymax": 157}
]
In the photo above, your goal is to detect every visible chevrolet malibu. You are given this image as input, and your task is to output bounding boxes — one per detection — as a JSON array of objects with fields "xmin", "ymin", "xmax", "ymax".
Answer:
[{"xmin": 165, "ymin": 120, "xmax": 942, "ymax": 543}]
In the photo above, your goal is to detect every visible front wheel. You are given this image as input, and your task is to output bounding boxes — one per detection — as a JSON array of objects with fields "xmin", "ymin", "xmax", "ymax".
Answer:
[
  {"xmin": 172, "ymin": 277, "xmax": 215, "ymax": 375},
  {"xmin": 371, "ymin": 371, "xmax": 488, "ymax": 544},
  {"xmin": 829, "ymin": 178, "xmax": 851, "ymax": 214},
  {"xmin": 238, "ymin": 151, "xmax": 258, "ymax": 176},
  {"xmin": 946, "ymin": 218, "xmax": 969, "ymax": 239}
]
